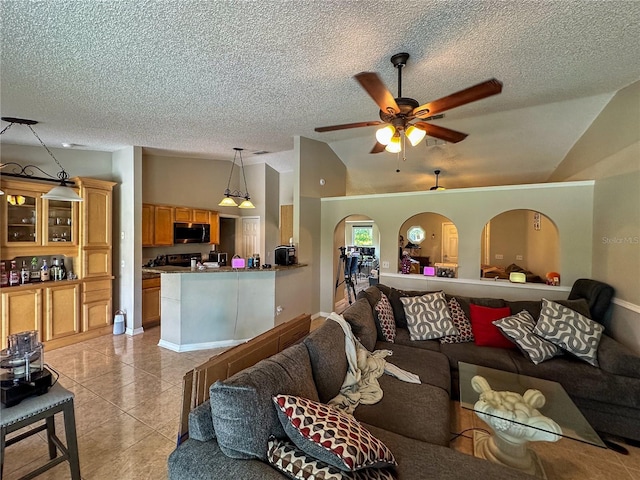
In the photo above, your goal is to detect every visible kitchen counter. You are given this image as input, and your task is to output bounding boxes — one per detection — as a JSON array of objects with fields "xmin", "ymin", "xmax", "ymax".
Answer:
[{"xmin": 153, "ymin": 263, "xmax": 309, "ymax": 352}]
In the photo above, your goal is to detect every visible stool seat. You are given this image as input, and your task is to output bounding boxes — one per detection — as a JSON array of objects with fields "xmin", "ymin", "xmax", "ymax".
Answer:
[{"xmin": 1, "ymin": 382, "xmax": 81, "ymax": 480}]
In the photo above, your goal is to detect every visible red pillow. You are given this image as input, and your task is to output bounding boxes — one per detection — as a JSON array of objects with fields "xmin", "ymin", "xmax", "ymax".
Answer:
[{"xmin": 469, "ymin": 304, "xmax": 516, "ymax": 348}]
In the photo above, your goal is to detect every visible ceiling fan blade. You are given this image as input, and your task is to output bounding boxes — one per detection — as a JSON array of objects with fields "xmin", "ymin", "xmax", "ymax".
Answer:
[
  {"xmin": 370, "ymin": 142, "xmax": 386, "ymax": 154},
  {"xmin": 315, "ymin": 120, "xmax": 383, "ymax": 132},
  {"xmin": 412, "ymin": 78, "xmax": 503, "ymax": 118},
  {"xmin": 354, "ymin": 72, "xmax": 400, "ymax": 115},
  {"xmin": 414, "ymin": 122, "xmax": 468, "ymax": 143}
]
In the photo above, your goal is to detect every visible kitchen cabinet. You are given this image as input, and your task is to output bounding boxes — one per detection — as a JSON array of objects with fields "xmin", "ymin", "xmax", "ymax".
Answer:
[
  {"xmin": 0, "ymin": 288, "xmax": 42, "ymax": 349},
  {"xmin": 82, "ymin": 278, "xmax": 112, "ymax": 331},
  {"xmin": 44, "ymin": 283, "xmax": 80, "ymax": 340},
  {"xmin": 142, "ymin": 204, "xmax": 154, "ymax": 247},
  {"xmin": 142, "ymin": 276, "xmax": 161, "ymax": 327},
  {"xmin": 280, "ymin": 204, "xmax": 293, "ymax": 245},
  {"xmin": 209, "ymin": 210, "xmax": 220, "ymax": 244},
  {"xmin": 193, "ymin": 209, "xmax": 210, "ymax": 223},
  {"xmin": 174, "ymin": 207, "xmax": 192, "ymax": 222},
  {"xmin": 154, "ymin": 205, "xmax": 174, "ymax": 246}
]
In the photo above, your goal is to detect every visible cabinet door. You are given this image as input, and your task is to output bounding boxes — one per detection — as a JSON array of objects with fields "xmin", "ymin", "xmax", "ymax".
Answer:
[
  {"xmin": 82, "ymin": 187, "xmax": 112, "ymax": 246},
  {"xmin": 82, "ymin": 279, "xmax": 112, "ymax": 331},
  {"xmin": 44, "ymin": 283, "xmax": 80, "ymax": 340},
  {"xmin": 174, "ymin": 207, "xmax": 192, "ymax": 222},
  {"xmin": 82, "ymin": 248, "xmax": 112, "ymax": 278},
  {"xmin": 280, "ymin": 204, "xmax": 293, "ymax": 245},
  {"xmin": 154, "ymin": 206, "xmax": 174, "ymax": 245},
  {"xmin": 209, "ymin": 211, "xmax": 220, "ymax": 245},
  {"xmin": 142, "ymin": 204, "xmax": 154, "ymax": 247},
  {"xmin": 142, "ymin": 284, "xmax": 161, "ymax": 327},
  {"xmin": 193, "ymin": 209, "xmax": 209, "ymax": 223},
  {"xmin": 2, "ymin": 188, "xmax": 40, "ymax": 246},
  {"xmin": 1, "ymin": 289, "xmax": 42, "ymax": 349},
  {"xmin": 43, "ymin": 199, "xmax": 78, "ymax": 246}
]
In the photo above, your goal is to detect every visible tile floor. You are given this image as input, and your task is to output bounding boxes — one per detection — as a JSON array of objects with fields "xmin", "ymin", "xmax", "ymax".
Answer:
[
  {"xmin": 2, "ymin": 327, "xmax": 227, "ymax": 480},
  {"xmin": 3, "ymin": 327, "xmax": 639, "ymax": 480}
]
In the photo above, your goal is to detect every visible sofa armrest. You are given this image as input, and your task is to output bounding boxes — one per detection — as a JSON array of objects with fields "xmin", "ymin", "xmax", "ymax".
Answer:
[
  {"xmin": 598, "ymin": 334, "xmax": 640, "ymax": 378},
  {"xmin": 188, "ymin": 400, "xmax": 215, "ymax": 442}
]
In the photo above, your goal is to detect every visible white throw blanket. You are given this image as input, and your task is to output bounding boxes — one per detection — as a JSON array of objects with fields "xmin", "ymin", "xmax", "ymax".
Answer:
[{"xmin": 327, "ymin": 312, "xmax": 421, "ymax": 415}]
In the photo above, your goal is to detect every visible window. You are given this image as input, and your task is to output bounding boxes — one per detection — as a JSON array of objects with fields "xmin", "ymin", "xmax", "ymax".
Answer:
[
  {"xmin": 407, "ymin": 226, "xmax": 426, "ymax": 245},
  {"xmin": 352, "ymin": 225, "xmax": 373, "ymax": 246}
]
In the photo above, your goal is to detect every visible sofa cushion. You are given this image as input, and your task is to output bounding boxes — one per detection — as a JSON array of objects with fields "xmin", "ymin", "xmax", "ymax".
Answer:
[
  {"xmin": 188, "ymin": 400, "xmax": 216, "ymax": 442},
  {"xmin": 493, "ymin": 310, "xmax": 562, "ymax": 365},
  {"xmin": 374, "ymin": 292, "xmax": 396, "ymax": 342},
  {"xmin": 503, "ymin": 298, "xmax": 592, "ymax": 322},
  {"xmin": 447, "ymin": 295, "xmax": 506, "ymax": 323},
  {"xmin": 440, "ymin": 297, "xmax": 474, "ymax": 344},
  {"xmin": 303, "ymin": 320, "xmax": 348, "ymax": 404},
  {"xmin": 273, "ymin": 394, "xmax": 397, "ymax": 471},
  {"xmin": 469, "ymin": 304, "xmax": 515, "ymax": 349},
  {"xmin": 401, "ymin": 292, "xmax": 458, "ymax": 341},
  {"xmin": 597, "ymin": 334, "xmax": 640, "ymax": 378},
  {"xmin": 356, "ymin": 286, "xmax": 382, "ymax": 311},
  {"xmin": 210, "ymin": 343, "xmax": 320, "ymax": 460},
  {"xmin": 440, "ymin": 342, "xmax": 518, "ymax": 375},
  {"xmin": 342, "ymin": 298, "xmax": 378, "ymax": 351},
  {"xmin": 390, "ymin": 328, "xmax": 441, "ymax": 352},
  {"xmin": 267, "ymin": 438, "xmax": 396, "ymax": 480},
  {"xmin": 534, "ymin": 298, "xmax": 604, "ymax": 367}
]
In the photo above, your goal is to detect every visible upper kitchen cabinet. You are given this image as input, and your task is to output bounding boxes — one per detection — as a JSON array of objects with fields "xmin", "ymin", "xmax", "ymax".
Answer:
[
  {"xmin": 142, "ymin": 203, "xmax": 173, "ymax": 246},
  {"xmin": 76, "ymin": 178, "xmax": 115, "ymax": 247},
  {"xmin": 209, "ymin": 210, "xmax": 220, "ymax": 244},
  {"xmin": 142, "ymin": 204, "xmax": 154, "ymax": 247},
  {"xmin": 174, "ymin": 207, "xmax": 210, "ymax": 224}
]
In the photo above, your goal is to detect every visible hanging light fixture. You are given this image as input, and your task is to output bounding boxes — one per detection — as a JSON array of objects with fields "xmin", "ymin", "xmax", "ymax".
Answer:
[
  {"xmin": 218, "ymin": 147, "xmax": 255, "ymax": 209},
  {"xmin": 430, "ymin": 169, "xmax": 446, "ymax": 191},
  {"xmin": 0, "ymin": 117, "xmax": 83, "ymax": 202}
]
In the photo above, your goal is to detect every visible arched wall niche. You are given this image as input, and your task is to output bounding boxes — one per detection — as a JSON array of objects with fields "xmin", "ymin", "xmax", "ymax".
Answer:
[
  {"xmin": 399, "ymin": 212, "xmax": 458, "ymax": 273},
  {"xmin": 332, "ymin": 214, "xmax": 380, "ymax": 307},
  {"xmin": 480, "ymin": 209, "xmax": 559, "ymax": 283}
]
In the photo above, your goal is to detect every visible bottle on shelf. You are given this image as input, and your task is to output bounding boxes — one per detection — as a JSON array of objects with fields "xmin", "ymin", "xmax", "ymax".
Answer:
[
  {"xmin": 30, "ymin": 257, "xmax": 41, "ymax": 282},
  {"xmin": 20, "ymin": 261, "xmax": 30, "ymax": 285},
  {"xmin": 58, "ymin": 258, "xmax": 67, "ymax": 280},
  {"xmin": 1, "ymin": 262, "xmax": 8, "ymax": 287},
  {"xmin": 51, "ymin": 257, "xmax": 59, "ymax": 281},
  {"xmin": 9, "ymin": 261, "xmax": 20, "ymax": 286},
  {"xmin": 40, "ymin": 259, "xmax": 50, "ymax": 281}
]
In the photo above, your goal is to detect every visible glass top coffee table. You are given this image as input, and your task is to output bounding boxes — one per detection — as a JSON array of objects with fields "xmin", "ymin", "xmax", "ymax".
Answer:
[{"xmin": 459, "ymin": 362, "xmax": 605, "ymax": 478}]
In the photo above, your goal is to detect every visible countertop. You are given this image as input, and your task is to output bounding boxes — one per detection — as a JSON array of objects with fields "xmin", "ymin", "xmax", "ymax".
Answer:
[{"xmin": 141, "ymin": 263, "xmax": 307, "ymax": 274}]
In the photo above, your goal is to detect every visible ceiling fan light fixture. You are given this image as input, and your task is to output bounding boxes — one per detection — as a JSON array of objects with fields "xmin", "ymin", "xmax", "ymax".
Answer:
[
  {"xmin": 385, "ymin": 134, "xmax": 402, "ymax": 153},
  {"xmin": 405, "ymin": 125, "xmax": 426, "ymax": 147},
  {"xmin": 375, "ymin": 125, "xmax": 395, "ymax": 145}
]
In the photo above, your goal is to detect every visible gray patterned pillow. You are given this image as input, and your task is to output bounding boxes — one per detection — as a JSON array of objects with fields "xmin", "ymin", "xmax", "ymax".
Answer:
[
  {"xmin": 533, "ymin": 298, "xmax": 604, "ymax": 367},
  {"xmin": 400, "ymin": 291, "xmax": 458, "ymax": 341},
  {"xmin": 493, "ymin": 310, "xmax": 562, "ymax": 365}
]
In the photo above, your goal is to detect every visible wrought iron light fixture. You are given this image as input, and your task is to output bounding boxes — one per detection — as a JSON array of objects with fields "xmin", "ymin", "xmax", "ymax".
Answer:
[
  {"xmin": 218, "ymin": 148, "xmax": 255, "ymax": 209},
  {"xmin": 0, "ymin": 117, "xmax": 83, "ymax": 202}
]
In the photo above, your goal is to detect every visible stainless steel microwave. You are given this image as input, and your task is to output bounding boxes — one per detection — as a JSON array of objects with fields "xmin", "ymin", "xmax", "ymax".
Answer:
[{"xmin": 174, "ymin": 223, "xmax": 210, "ymax": 244}]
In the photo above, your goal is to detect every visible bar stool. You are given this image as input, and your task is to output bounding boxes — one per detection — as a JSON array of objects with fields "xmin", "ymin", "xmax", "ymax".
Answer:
[{"xmin": 1, "ymin": 382, "xmax": 81, "ymax": 480}]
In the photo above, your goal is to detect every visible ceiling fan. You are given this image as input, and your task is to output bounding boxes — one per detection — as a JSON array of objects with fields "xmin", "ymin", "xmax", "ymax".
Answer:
[{"xmin": 315, "ymin": 53, "xmax": 503, "ymax": 154}]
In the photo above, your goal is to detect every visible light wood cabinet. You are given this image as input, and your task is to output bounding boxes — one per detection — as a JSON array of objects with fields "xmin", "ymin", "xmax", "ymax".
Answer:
[
  {"xmin": 174, "ymin": 207, "xmax": 192, "ymax": 222},
  {"xmin": 280, "ymin": 204, "xmax": 293, "ymax": 245},
  {"xmin": 193, "ymin": 209, "xmax": 210, "ymax": 223},
  {"xmin": 1, "ymin": 288, "xmax": 42, "ymax": 348},
  {"xmin": 44, "ymin": 283, "xmax": 80, "ymax": 340},
  {"xmin": 142, "ymin": 277, "xmax": 161, "ymax": 328},
  {"xmin": 209, "ymin": 210, "xmax": 220, "ymax": 244},
  {"xmin": 142, "ymin": 204, "xmax": 154, "ymax": 247},
  {"xmin": 154, "ymin": 205, "xmax": 174, "ymax": 246},
  {"xmin": 82, "ymin": 278, "xmax": 112, "ymax": 331}
]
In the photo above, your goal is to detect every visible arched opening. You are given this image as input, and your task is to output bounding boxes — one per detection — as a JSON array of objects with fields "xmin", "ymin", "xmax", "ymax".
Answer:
[
  {"xmin": 399, "ymin": 213, "xmax": 458, "ymax": 276},
  {"xmin": 333, "ymin": 215, "xmax": 380, "ymax": 311},
  {"xmin": 481, "ymin": 209, "xmax": 559, "ymax": 283}
]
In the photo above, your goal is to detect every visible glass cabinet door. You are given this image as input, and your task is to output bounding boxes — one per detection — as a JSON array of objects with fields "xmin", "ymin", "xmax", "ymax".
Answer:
[
  {"xmin": 5, "ymin": 192, "xmax": 38, "ymax": 244},
  {"xmin": 44, "ymin": 199, "xmax": 76, "ymax": 245}
]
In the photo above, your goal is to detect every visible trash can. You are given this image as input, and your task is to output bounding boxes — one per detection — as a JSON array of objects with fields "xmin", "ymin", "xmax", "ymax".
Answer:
[{"xmin": 113, "ymin": 310, "xmax": 126, "ymax": 335}]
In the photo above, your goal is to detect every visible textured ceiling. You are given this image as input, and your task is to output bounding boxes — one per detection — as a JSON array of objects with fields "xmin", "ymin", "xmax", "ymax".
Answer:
[{"xmin": 1, "ymin": 1, "xmax": 639, "ymax": 193}]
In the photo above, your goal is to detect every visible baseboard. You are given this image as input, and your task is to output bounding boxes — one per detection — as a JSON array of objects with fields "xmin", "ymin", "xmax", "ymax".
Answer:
[
  {"xmin": 125, "ymin": 327, "xmax": 145, "ymax": 336},
  {"xmin": 157, "ymin": 338, "xmax": 249, "ymax": 352},
  {"xmin": 612, "ymin": 297, "xmax": 640, "ymax": 314}
]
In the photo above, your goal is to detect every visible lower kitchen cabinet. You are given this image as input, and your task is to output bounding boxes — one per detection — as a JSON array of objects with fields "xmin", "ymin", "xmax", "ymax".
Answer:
[
  {"xmin": 44, "ymin": 283, "xmax": 80, "ymax": 340},
  {"xmin": 82, "ymin": 279, "xmax": 112, "ymax": 331},
  {"xmin": 1, "ymin": 288, "xmax": 42, "ymax": 348},
  {"xmin": 142, "ymin": 277, "xmax": 161, "ymax": 328}
]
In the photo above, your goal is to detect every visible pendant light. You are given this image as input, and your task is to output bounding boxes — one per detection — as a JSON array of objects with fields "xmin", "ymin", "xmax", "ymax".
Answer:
[
  {"xmin": 430, "ymin": 169, "xmax": 446, "ymax": 191},
  {"xmin": 0, "ymin": 117, "xmax": 83, "ymax": 202},
  {"xmin": 218, "ymin": 148, "xmax": 255, "ymax": 209}
]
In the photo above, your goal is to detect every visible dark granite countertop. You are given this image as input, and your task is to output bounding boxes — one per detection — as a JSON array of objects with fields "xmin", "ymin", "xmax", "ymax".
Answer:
[{"xmin": 141, "ymin": 263, "xmax": 306, "ymax": 275}]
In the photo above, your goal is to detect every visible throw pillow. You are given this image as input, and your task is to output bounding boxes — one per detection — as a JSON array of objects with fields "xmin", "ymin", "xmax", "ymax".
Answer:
[
  {"xmin": 272, "ymin": 394, "xmax": 397, "ymax": 472},
  {"xmin": 440, "ymin": 297, "xmax": 474, "ymax": 344},
  {"xmin": 469, "ymin": 304, "xmax": 516, "ymax": 349},
  {"xmin": 374, "ymin": 293, "xmax": 396, "ymax": 343},
  {"xmin": 267, "ymin": 437, "xmax": 396, "ymax": 480},
  {"xmin": 493, "ymin": 310, "xmax": 562, "ymax": 364},
  {"xmin": 400, "ymin": 291, "xmax": 458, "ymax": 341},
  {"xmin": 533, "ymin": 298, "xmax": 604, "ymax": 367}
]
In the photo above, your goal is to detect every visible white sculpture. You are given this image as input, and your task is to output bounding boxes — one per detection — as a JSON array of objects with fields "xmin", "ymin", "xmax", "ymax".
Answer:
[{"xmin": 471, "ymin": 375, "xmax": 562, "ymax": 478}]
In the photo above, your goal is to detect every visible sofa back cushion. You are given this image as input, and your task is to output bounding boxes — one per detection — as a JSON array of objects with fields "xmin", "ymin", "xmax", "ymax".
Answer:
[
  {"xmin": 342, "ymin": 297, "xmax": 378, "ymax": 351},
  {"xmin": 210, "ymin": 342, "xmax": 319, "ymax": 460},
  {"xmin": 504, "ymin": 298, "xmax": 591, "ymax": 321},
  {"xmin": 303, "ymin": 320, "xmax": 348, "ymax": 403}
]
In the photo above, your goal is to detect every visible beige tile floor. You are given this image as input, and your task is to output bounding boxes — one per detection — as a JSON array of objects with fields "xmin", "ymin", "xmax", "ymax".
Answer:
[
  {"xmin": 450, "ymin": 401, "xmax": 640, "ymax": 480},
  {"xmin": 2, "ymin": 327, "xmax": 227, "ymax": 480},
  {"xmin": 4, "ymin": 327, "xmax": 639, "ymax": 480}
]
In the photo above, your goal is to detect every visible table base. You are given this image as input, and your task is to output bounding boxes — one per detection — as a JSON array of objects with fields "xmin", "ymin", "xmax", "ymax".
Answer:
[{"xmin": 473, "ymin": 430, "xmax": 547, "ymax": 479}]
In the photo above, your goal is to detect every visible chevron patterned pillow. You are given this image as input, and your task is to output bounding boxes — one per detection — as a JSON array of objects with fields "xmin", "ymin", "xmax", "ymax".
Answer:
[
  {"xmin": 400, "ymin": 291, "xmax": 458, "ymax": 341},
  {"xmin": 493, "ymin": 310, "xmax": 562, "ymax": 364}
]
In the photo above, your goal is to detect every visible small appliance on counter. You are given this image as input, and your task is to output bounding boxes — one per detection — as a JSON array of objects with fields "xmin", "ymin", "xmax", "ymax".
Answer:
[
  {"xmin": 208, "ymin": 251, "xmax": 228, "ymax": 266},
  {"xmin": 165, "ymin": 253, "xmax": 202, "ymax": 267},
  {"xmin": 1, "ymin": 330, "xmax": 52, "ymax": 407},
  {"xmin": 274, "ymin": 245, "xmax": 297, "ymax": 266}
]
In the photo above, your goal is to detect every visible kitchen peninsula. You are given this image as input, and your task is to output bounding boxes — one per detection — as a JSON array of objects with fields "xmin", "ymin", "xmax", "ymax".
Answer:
[{"xmin": 142, "ymin": 264, "xmax": 308, "ymax": 352}]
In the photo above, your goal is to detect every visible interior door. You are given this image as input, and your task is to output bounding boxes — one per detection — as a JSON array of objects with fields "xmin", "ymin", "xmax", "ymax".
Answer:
[
  {"xmin": 441, "ymin": 222, "xmax": 459, "ymax": 264},
  {"xmin": 242, "ymin": 217, "xmax": 260, "ymax": 259}
]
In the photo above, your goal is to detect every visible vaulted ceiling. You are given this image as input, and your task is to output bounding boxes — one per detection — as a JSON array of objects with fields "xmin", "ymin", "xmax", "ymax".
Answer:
[{"xmin": 1, "ymin": 1, "xmax": 639, "ymax": 193}]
